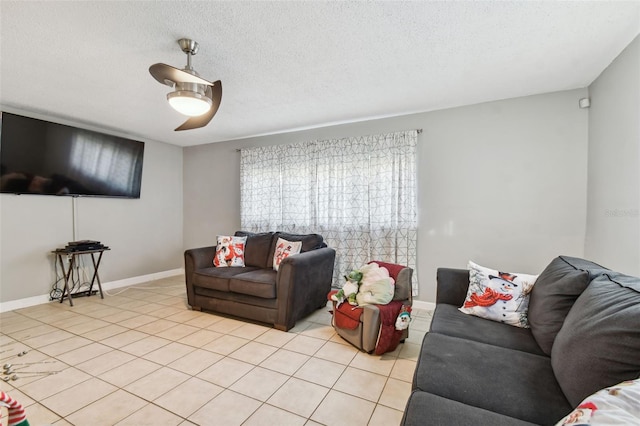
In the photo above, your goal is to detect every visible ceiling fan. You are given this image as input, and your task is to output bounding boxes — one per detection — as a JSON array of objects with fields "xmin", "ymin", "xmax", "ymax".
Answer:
[{"xmin": 149, "ymin": 38, "xmax": 222, "ymax": 131}]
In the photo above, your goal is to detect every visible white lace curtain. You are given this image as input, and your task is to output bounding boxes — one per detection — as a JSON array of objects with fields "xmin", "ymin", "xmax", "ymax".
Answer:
[{"xmin": 240, "ymin": 130, "xmax": 418, "ymax": 295}]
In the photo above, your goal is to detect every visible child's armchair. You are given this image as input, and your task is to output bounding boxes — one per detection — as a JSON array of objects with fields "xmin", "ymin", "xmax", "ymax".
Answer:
[{"xmin": 329, "ymin": 261, "xmax": 413, "ymax": 354}]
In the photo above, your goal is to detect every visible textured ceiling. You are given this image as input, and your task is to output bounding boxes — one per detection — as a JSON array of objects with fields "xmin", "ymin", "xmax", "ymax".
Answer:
[{"xmin": 1, "ymin": 1, "xmax": 639, "ymax": 147}]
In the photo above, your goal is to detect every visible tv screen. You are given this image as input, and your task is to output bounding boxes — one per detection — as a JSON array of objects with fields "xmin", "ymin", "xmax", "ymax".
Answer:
[{"xmin": 0, "ymin": 112, "xmax": 144, "ymax": 198}]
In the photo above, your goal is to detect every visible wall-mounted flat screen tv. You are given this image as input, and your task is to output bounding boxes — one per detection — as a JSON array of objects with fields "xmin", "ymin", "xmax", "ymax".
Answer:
[{"xmin": 0, "ymin": 112, "xmax": 144, "ymax": 198}]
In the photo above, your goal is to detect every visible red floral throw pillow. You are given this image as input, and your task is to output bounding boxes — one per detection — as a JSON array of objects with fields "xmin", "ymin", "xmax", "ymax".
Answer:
[{"xmin": 213, "ymin": 235, "xmax": 247, "ymax": 267}]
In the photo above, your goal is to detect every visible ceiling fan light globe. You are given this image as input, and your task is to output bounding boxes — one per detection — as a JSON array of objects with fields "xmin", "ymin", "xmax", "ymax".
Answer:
[{"xmin": 167, "ymin": 90, "xmax": 212, "ymax": 117}]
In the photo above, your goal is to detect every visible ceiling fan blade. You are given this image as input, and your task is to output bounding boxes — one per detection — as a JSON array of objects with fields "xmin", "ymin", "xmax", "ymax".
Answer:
[
  {"xmin": 175, "ymin": 80, "xmax": 222, "ymax": 131},
  {"xmin": 149, "ymin": 63, "xmax": 213, "ymax": 87}
]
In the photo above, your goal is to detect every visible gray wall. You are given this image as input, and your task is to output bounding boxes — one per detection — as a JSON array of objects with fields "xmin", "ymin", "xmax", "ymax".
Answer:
[
  {"xmin": 0, "ymin": 111, "xmax": 184, "ymax": 303},
  {"xmin": 5, "ymin": 32, "xmax": 637, "ymax": 307},
  {"xmin": 585, "ymin": 34, "xmax": 640, "ymax": 276},
  {"xmin": 184, "ymin": 88, "xmax": 589, "ymax": 302}
]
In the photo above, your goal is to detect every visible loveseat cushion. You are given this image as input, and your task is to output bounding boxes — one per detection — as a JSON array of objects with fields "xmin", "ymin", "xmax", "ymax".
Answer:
[
  {"xmin": 402, "ymin": 391, "xmax": 539, "ymax": 426},
  {"xmin": 430, "ymin": 304, "xmax": 545, "ymax": 356},
  {"xmin": 551, "ymin": 272, "xmax": 640, "ymax": 407},
  {"xmin": 229, "ymin": 269, "xmax": 278, "ymax": 299},
  {"xmin": 193, "ymin": 266, "xmax": 260, "ymax": 292},
  {"xmin": 234, "ymin": 231, "xmax": 274, "ymax": 269},
  {"xmin": 528, "ymin": 256, "xmax": 591, "ymax": 355},
  {"xmin": 414, "ymin": 333, "xmax": 571, "ymax": 425}
]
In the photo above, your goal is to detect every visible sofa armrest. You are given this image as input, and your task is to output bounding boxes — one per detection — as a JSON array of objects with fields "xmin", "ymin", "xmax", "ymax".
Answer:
[
  {"xmin": 184, "ymin": 246, "xmax": 216, "ymax": 307},
  {"xmin": 275, "ymin": 247, "xmax": 336, "ymax": 330},
  {"xmin": 436, "ymin": 268, "xmax": 470, "ymax": 306}
]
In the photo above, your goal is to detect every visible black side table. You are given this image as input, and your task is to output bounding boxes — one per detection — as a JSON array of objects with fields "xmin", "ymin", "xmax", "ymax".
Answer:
[{"xmin": 51, "ymin": 247, "xmax": 110, "ymax": 306}]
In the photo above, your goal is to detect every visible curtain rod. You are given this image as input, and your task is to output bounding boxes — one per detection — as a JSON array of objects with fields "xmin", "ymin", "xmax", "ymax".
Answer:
[{"xmin": 236, "ymin": 128, "xmax": 422, "ymax": 151}]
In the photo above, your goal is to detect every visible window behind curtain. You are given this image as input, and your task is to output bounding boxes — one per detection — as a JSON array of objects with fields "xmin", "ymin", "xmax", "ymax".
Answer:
[{"xmin": 240, "ymin": 130, "xmax": 418, "ymax": 295}]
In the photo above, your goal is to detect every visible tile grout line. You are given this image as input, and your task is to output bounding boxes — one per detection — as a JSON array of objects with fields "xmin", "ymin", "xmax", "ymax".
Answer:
[{"xmin": 1, "ymin": 277, "xmax": 428, "ymax": 425}]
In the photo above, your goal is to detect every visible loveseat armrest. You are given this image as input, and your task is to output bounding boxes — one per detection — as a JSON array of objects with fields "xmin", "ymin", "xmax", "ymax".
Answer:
[
  {"xmin": 184, "ymin": 246, "xmax": 217, "ymax": 307},
  {"xmin": 436, "ymin": 268, "xmax": 470, "ymax": 306},
  {"xmin": 185, "ymin": 246, "xmax": 217, "ymax": 270},
  {"xmin": 275, "ymin": 247, "xmax": 336, "ymax": 331}
]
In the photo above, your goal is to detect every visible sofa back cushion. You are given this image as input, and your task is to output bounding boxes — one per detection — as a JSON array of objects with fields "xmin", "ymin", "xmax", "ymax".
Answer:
[
  {"xmin": 551, "ymin": 272, "xmax": 640, "ymax": 407},
  {"xmin": 528, "ymin": 256, "xmax": 591, "ymax": 355},
  {"xmin": 234, "ymin": 231, "xmax": 274, "ymax": 269}
]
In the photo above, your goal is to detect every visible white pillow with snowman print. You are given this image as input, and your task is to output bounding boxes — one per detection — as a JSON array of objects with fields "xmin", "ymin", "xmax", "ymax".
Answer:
[{"xmin": 459, "ymin": 261, "xmax": 538, "ymax": 328}]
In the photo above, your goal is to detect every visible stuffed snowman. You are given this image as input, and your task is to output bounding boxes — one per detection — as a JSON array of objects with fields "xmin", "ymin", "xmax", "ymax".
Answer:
[{"xmin": 395, "ymin": 305, "xmax": 412, "ymax": 330}]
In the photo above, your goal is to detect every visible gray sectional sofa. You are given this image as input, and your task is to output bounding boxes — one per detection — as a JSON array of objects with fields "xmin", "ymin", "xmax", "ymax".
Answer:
[
  {"xmin": 185, "ymin": 231, "xmax": 336, "ymax": 331},
  {"xmin": 402, "ymin": 256, "xmax": 640, "ymax": 425}
]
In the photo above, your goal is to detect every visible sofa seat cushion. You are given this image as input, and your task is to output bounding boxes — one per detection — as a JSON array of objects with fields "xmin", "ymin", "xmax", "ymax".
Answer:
[
  {"xmin": 552, "ymin": 272, "xmax": 640, "ymax": 407},
  {"xmin": 430, "ymin": 304, "xmax": 545, "ymax": 356},
  {"xmin": 402, "ymin": 391, "xmax": 539, "ymax": 426},
  {"xmin": 528, "ymin": 256, "xmax": 598, "ymax": 355},
  {"xmin": 414, "ymin": 333, "xmax": 571, "ymax": 425},
  {"xmin": 193, "ymin": 266, "xmax": 260, "ymax": 292},
  {"xmin": 229, "ymin": 269, "xmax": 278, "ymax": 299}
]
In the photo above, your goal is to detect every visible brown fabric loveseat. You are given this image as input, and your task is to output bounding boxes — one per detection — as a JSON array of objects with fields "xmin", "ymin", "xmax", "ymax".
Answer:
[{"xmin": 185, "ymin": 231, "xmax": 336, "ymax": 331}]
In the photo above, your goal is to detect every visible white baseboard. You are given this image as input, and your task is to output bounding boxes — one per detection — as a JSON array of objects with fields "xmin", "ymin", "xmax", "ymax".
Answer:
[
  {"xmin": 412, "ymin": 300, "xmax": 436, "ymax": 311},
  {"xmin": 101, "ymin": 268, "xmax": 184, "ymax": 291},
  {"xmin": 0, "ymin": 268, "xmax": 184, "ymax": 313},
  {"xmin": 0, "ymin": 294, "xmax": 52, "ymax": 313}
]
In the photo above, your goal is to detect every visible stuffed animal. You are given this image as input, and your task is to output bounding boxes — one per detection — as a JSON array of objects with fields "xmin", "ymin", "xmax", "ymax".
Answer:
[
  {"xmin": 0, "ymin": 391, "xmax": 29, "ymax": 425},
  {"xmin": 355, "ymin": 263, "xmax": 395, "ymax": 306},
  {"xmin": 331, "ymin": 269, "xmax": 363, "ymax": 307},
  {"xmin": 395, "ymin": 305, "xmax": 412, "ymax": 330},
  {"xmin": 345, "ymin": 269, "xmax": 363, "ymax": 284}
]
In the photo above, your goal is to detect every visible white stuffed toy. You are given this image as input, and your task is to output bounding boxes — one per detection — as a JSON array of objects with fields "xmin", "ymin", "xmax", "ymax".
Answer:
[{"xmin": 355, "ymin": 263, "xmax": 395, "ymax": 306}]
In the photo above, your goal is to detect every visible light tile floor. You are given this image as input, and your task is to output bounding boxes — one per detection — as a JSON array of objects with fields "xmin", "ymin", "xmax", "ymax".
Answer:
[{"xmin": 0, "ymin": 275, "xmax": 432, "ymax": 426}]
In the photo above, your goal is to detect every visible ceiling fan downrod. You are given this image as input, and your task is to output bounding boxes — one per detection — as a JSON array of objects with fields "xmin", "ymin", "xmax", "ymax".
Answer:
[{"xmin": 178, "ymin": 38, "xmax": 198, "ymax": 72}]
